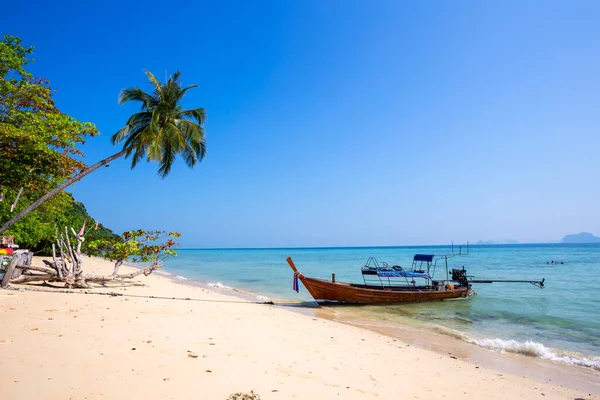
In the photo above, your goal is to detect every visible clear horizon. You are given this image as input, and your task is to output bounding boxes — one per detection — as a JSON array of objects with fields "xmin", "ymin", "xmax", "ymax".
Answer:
[
  {"xmin": 168, "ymin": 239, "xmax": 600, "ymax": 251},
  {"xmin": 4, "ymin": 1, "xmax": 600, "ymax": 247}
]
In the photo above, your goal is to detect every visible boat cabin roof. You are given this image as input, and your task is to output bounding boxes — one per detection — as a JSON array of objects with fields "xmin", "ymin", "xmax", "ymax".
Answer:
[{"xmin": 413, "ymin": 254, "xmax": 434, "ymax": 262}]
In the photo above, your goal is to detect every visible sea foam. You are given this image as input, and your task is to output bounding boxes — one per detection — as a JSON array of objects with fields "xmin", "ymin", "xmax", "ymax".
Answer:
[
  {"xmin": 466, "ymin": 337, "xmax": 600, "ymax": 370},
  {"xmin": 206, "ymin": 282, "xmax": 231, "ymax": 289},
  {"xmin": 428, "ymin": 325, "xmax": 600, "ymax": 370}
]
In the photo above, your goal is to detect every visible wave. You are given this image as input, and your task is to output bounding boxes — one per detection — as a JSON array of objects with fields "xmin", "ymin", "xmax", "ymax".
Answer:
[
  {"xmin": 175, "ymin": 275, "xmax": 188, "ymax": 280},
  {"xmin": 466, "ymin": 337, "xmax": 600, "ymax": 370},
  {"xmin": 206, "ymin": 282, "xmax": 231, "ymax": 289},
  {"xmin": 255, "ymin": 295, "xmax": 271, "ymax": 302},
  {"xmin": 425, "ymin": 326, "xmax": 600, "ymax": 370},
  {"xmin": 431, "ymin": 325, "xmax": 467, "ymax": 340}
]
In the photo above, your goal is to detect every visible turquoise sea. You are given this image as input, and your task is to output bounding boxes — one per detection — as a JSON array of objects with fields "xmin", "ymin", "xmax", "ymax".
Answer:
[{"xmin": 160, "ymin": 244, "xmax": 600, "ymax": 370}]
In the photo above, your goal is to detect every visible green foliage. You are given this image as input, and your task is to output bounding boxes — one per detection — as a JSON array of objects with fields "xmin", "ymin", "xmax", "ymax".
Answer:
[
  {"xmin": 113, "ymin": 70, "xmax": 206, "ymax": 178},
  {"xmin": 46, "ymin": 193, "xmax": 116, "ymax": 252},
  {"xmin": 87, "ymin": 230, "xmax": 181, "ymax": 266},
  {"xmin": 0, "ymin": 35, "xmax": 32, "ymax": 76},
  {"xmin": 0, "ymin": 34, "xmax": 101, "ymax": 248},
  {"xmin": 0, "ymin": 190, "xmax": 115, "ymax": 253},
  {"xmin": 0, "ymin": 35, "xmax": 98, "ymax": 195}
]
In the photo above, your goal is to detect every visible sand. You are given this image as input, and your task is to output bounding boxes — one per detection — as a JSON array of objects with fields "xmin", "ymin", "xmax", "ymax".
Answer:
[{"xmin": 0, "ymin": 256, "xmax": 596, "ymax": 399}]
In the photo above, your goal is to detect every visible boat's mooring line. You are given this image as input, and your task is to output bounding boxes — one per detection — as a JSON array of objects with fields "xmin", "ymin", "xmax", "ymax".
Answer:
[{"xmin": 3, "ymin": 286, "xmax": 275, "ymax": 305}]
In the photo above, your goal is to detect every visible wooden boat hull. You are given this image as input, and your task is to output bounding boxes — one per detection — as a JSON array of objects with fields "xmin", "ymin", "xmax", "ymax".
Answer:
[
  {"xmin": 299, "ymin": 275, "xmax": 469, "ymax": 304},
  {"xmin": 286, "ymin": 257, "xmax": 470, "ymax": 305}
]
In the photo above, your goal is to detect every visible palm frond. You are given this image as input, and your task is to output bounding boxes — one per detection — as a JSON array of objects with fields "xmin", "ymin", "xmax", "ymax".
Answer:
[
  {"xmin": 164, "ymin": 79, "xmax": 183, "ymax": 108},
  {"xmin": 129, "ymin": 145, "xmax": 147, "ymax": 169},
  {"xmin": 125, "ymin": 112, "xmax": 152, "ymax": 127},
  {"xmin": 144, "ymin": 70, "xmax": 163, "ymax": 98},
  {"xmin": 118, "ymin": 88, "xmax": 155, "ymax": 109},
  {"xmin": 167, "ymin": 122, "xmax": 187, "ymax": 151},
  {"xmin": 192, "ymin": 136, "xmax": 207, "ymax": 160},
  {"xmin": 176, "ymin": 84, "xmax": 199, "ymax": 102},
  {"xmin": 175, "ymin": 119, "xmax": 204, "ymax": 143},
  {"xmin": 182, "ymin": 138, "xmax": 207, "ymax": 168},
  {"xmin": 174, "ymin": 119, "xmax": 206, "ymax": 167},
  {"xmin": 111, "ymin": 126, "xmax": 131, "ymax": 145},
  {"xmin": 178, "ymin": 108, "xmax": 206, "ymax": 125},
  {"xmin": 122, "ymin": 124, "xmax": 154, "ymax": 152},
  {"xmin": 157, "ymin": 140, "xmax": 176, "ymax": 178},
  {"xmin": 146, "ymin": 128, "xmax": 164, "ymax": 161}
]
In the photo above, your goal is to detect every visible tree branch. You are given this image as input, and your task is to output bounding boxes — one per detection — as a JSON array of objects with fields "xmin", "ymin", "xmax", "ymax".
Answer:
[
  {"xmin": 20, "ymin": 265, "xmax": 58, "ymax": 275},
  {"xmin": 83, "ymin": 263, "xmax": 161, "ymax": 282},
  {"xmin": 10, "ymin": 274, "xmax": 58, "ymax": 284}
]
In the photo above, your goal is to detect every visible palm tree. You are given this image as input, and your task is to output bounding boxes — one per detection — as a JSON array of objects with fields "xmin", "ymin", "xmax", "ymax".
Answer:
[
  {"xmin": 113, "ymin": 70, "xmax": 206, "ymax": 177},
  {"xmin": 0, "ymin": 70, "xmax": 206, "ymax": 234}
]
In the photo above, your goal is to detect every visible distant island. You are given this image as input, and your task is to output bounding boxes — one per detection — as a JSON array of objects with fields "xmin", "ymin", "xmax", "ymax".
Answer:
[
  {"xmin": 475, "ymin": 239, "xmax": 519, "ymax": 245},
  {"xmin": 561, "ymin": 232, "xmax": 600, "ymax": 244}
]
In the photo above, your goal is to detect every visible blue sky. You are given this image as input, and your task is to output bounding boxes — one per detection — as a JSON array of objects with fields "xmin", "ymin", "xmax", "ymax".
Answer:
[{"xmin": 4, "ymin": 1, "xmax": 600, "ymax": 247}]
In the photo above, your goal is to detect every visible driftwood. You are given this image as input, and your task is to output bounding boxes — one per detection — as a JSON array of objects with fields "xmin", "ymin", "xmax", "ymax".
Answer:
[
  {"xmin": 1, "ymin": 250, "xmax": 32, "ymax": 288},
  {"xmin": 4, "ymin": 224, "xmax": 162, "ymax": 289},
  {"xmin": 9, "ymin": 263, "xmax": 161, "ymax": 287}
]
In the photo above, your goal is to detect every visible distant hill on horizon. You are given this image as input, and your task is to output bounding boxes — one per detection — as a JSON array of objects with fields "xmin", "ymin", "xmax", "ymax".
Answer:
[{"xmin": 561, "ymin": 232, "xmax": 600, "ymax": 244}]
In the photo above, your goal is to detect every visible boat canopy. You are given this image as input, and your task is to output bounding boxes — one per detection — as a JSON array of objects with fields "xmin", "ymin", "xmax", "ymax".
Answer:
[
  {"xmin": 413, "ymin": 254, "xmax": 434, "ymax": 262},
  {"xmin": 377, "ymin": 270, "xmax": 431, "ymax": 279}
]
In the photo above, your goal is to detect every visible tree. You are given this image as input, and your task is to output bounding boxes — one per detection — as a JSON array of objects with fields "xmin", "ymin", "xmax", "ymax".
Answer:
[
  {"xmin": 113, "ymin": 70, "xmax": 207, "ymax": 178},
  {"xmin": 0, "ymin": 35, "xmax": 98, "ymax": 197},
  {"xmin": 87, "ymin": 230, "xmax": 181, "ymax": 276},
  {"xmin": 7, "ymin": 228, "xmax": 180, "ymax": 288},
  {"xmin": 0, "ymin": 57, "xmax": 207, "ymax": 234},
  {"xmin": 0, "ymin": 34, "xmax": 99, "ymax": 240},
  {"xmin": 25, "ymin": 192, "xmax": 116, "ymax": 254}
]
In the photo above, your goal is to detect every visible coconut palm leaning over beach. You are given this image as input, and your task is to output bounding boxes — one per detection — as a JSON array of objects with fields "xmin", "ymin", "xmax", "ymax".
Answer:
[
  {"xmin": 113, "ymin": 70, "xmax": 206, "ymax": 178},
  {"xmin": 0, "ymin": 70, "xmax": 206, "ymax": 234}
]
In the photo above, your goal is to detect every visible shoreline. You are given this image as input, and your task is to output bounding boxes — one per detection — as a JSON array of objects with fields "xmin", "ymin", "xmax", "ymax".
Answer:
[
  {"xmin": 152, "ymin": 261, "xmax": 600, "ymax": 394},
  {"xmin": 0, "ymin": 256, "xmax": 596, "ymax": 399}
]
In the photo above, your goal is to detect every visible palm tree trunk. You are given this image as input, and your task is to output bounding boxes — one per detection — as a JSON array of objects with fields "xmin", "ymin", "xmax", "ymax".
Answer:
[{"xmin": 0, "ymin": 149, "xmax": 128, "ymax": 234}]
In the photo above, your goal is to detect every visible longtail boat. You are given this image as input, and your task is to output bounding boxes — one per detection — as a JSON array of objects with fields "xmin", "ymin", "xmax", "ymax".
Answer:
[{"xmin": 286, "ymin": 249, "xmax": 544, "ymax": 305}]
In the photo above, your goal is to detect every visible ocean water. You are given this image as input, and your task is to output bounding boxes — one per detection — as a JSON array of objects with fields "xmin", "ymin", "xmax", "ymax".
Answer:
[{"xmin": 160, "ymin": 244, "xmax": 600, "ymax": 370}]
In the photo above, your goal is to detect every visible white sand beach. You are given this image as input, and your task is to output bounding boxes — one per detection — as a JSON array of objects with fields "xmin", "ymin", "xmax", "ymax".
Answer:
[{"xmin": 0, "ymin": 256, "xmax": 596, "ymax": 399}]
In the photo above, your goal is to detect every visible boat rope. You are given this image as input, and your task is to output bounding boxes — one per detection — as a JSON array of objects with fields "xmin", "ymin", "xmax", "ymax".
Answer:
[{"xmin": 3, "ymin": 285, "xmax": 275, "ymax": 305}]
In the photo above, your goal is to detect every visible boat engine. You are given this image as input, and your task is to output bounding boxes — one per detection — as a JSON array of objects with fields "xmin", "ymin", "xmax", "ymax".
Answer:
[{"xmin": 451, "ymin": 268, "xmax": 469, "ymax": 286}]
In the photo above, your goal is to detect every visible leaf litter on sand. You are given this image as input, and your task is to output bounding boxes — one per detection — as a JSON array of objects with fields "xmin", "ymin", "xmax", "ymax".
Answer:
[
  {"xmin": 187, "ymin": 350, "xmax": 198, "ymax": 358},
  {"xmin": 227, "ymin": 391, "xmax": 260, "ymax": 400}
]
